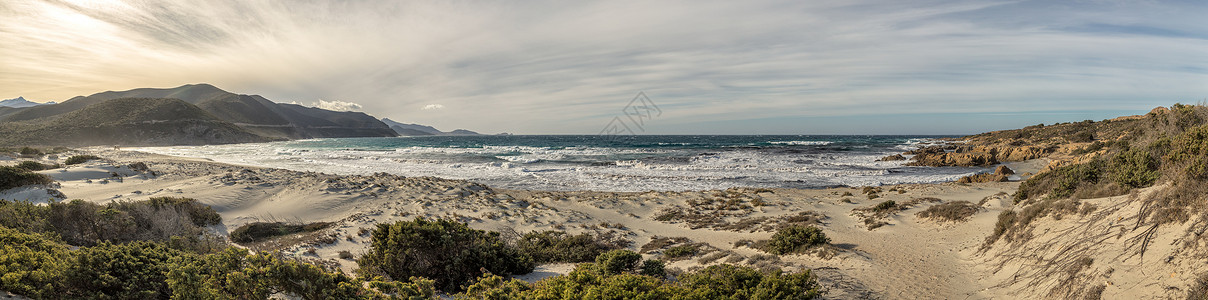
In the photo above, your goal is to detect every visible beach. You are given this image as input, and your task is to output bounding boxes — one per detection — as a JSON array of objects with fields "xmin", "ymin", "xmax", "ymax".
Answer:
[{"xmin": 3, "ymin": 147, "xmax": 1041, "ymax": 299}]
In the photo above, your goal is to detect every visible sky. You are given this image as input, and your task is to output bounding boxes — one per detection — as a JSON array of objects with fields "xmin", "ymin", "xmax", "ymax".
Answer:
[{"xmin": 1, "ymin": 0, "xmax": 1206, "ymax": 135}]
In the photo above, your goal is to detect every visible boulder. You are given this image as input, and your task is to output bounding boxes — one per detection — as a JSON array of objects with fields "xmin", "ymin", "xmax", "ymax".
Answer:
[
  {"xmin": 878, "ymin": 154, "xmax": 906, "ymax": 161},
  {"xmin": 906, "ymin": 152, "xmax": 999, "ymax": 167},
  {"xmin": 957, "ymin": 173, "xmax": 1009, "ymax": 184},
  {"xmin": 994, "ymin": 165, "xmax": 1014, "ymax": 175}
]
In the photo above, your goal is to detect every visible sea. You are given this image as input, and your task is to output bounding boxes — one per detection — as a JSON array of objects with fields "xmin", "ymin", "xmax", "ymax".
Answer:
[{"xmin": 133, "ymin": 135, "xmax": 987, "ymax": 192}]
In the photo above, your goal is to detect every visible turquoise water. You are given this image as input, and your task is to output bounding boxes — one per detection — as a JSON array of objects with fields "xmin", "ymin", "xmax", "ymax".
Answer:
[{"xmin": 137, "ymin": 135, "xmax": 987, "ymax": 192}]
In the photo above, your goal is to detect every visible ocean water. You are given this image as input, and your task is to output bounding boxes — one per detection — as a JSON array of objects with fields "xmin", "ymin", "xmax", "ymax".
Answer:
[{"xmin": 134, "ymin": 135, "xmax": 987, "ymax": 192}]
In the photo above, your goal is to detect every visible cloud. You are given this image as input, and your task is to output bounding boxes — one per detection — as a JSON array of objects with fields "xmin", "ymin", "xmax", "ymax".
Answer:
[
  {"xmin": 1, "ymin": 0, "xmax": 1206, "ymax": 134},
  {"xmin": 422, "ymin": 104, "xmax": 444, "ymax": 111},
  {"xmin": 313, "ymin": 99, "xmax": 362, "ymax": 112}
]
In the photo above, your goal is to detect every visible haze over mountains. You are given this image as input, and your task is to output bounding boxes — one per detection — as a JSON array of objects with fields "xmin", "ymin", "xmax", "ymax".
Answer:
[
  {"xmin": 380, "ymin": 118, "xmax": 479, "ymax": 136},
  {"xmin": 0, "ymin": 84, "xmax": 409, "ymax": 146},
  {"xmin": 0, "ymin": 97, "xmax": 53, "ymax": 108}
]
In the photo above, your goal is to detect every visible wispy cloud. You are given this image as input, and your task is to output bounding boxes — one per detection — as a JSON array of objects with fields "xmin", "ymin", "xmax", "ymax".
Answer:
[
  {"xmin": 1, "ymin": 0, "xmax": 1205, "ymax": 134},
  {"xmin": 422, "ymin": 104, "xmax": 444, "ymax": 111}
]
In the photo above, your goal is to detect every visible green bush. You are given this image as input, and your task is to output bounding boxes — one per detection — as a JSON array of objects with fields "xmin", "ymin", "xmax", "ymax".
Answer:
[
  {"xmin": 458, "ymin": 261, "xmax": 822, "ymax": 300},
  {"xmin": 678, "ymin": 264, "xmax": 822, "ymax": 300},
  {"xmin": 64, "ymin": 154, "xmax": 101, "ymax": 165},
  {"xmin": 0, "ymin": 166, "xmax": 53, "ymax": 191},
  {"xmin": 144, "ymin": 196, "xmax": 222, "ymax": 226},
  {"xmin": 0, "ymin": 226, "xmax": 69, "ymax": 299},
  {"xmin": 1014, "ymin": 161, "xmax": 1103, "ymax": 202},
  {"xmin": 1110, "ymin": 148, "xmax": 1160, "ymax": 188},
  {"xmin": 663, "ymin": 244, "xmax": 699, "ymax": 260},
  {"xmin": 63, "ymin": 241, "xmax": 180, "ymax": 299},
  {"xmin": 18, "ymin": 147, "xmax": 42, "ymax": 157},
  {"xmin": 639, "ymin": 259, "xmax": 666, "ymax": 278},
  {"xmin": 229, "ymin": 221, "xmax": 331, "ymax": 243},
  {"xmin": 594, "ymin": 249, "xmax": 643, "ymax": 275},
  {"xmin": 873, "ymin": 200, "xmax": 896, "ymax": 211},
  {"xmin": 356, "ymin": 218, "xmax": 534, "ymax": 292},
  {"xmin": 516, "ymin": 230, "xmax": 618, "ymax": 263},
  {"xmin": 15, "ymin": 161, "xmax": 49, "ymax": 171},
  {"xmin": 765, "ymin": 226, "xmax": 830, "ymax": 255}
]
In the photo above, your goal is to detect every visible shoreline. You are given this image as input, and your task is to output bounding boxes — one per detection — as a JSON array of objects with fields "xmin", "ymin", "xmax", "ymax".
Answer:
[{"xmin": 2, "ymin": 148, "xmax": 1041, "ymax": 298}]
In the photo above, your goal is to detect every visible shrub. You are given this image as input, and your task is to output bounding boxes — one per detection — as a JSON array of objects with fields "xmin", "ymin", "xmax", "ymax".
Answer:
[
  {"xmin": 356, "ymin": 218, "xmax": 534, "ymax": 292},
  {"xmin": 339, "ymin": 250, "xmax": 355, "ymax": 260},
  {"xmin": 1014, "ymin": 161, "xmax": 1103, "ymax": 202},
  {"xmin": 639, "ymin": 259, "xmax": 666, "ymax": 278},
  {"xmin": 1110, "ymin": 147, "xmax": 1159, "ymax": 188},
  {"xmin": 663, "ymin": 244, "xmax": 699, "ymax": 260},
  {"xmin": 0, "ymin": 197, "xmax": 223, "ymax": 250},
  {"xmin": 678, "ymin": 264, "xmax": 822, "ymax": 300},
  {"xmin": 916, "ymin": 201, "xmax": 980, "ymax": 222},
  {"xmin": 229, "ymin": 221, "xmax": 332, "ymax": 243},
  {"xmin": 143, "ymin": 196, "xmax": 221, "ymax": 227},
  {"xmin": 18, "ymin": 147, "xmax": 43, "ymax": 157},
  {"xmin": 764, "ymin": 226, "xmax": 829, "ymax": 255},
  {"xmin": 595, "ymin": 249, "xmax": 643, "ymax": 275},
  {"xmin": 15, "ymin": 161, "xmax": 49, "ymax": 171},
  {"xmin": 64, "ymin": 155, "xmax": 101, "ymax": 165},
  {"xmin": 516, "ymin": 230, "xmax": 618, "ymax": 263},
  {"xmin": 0, "ymin": 226, "xmax": 69, "ymax": 299},
  {"xmin": 0, "ymin": 166, "xmax": 53, "ymax": 191},
  {"xmin": 168, "ymin": 247, "xmax": 435, "ymax": 299},
  {"xmin": 873, "ymin": 200, "xmax": 896, "ymax": 211},
  {"xmin": 458, "ymin": 252, "xmax": 822, "ymax": 300},
  {"xmin": 63, "ymin": 241, "xmax": 180, "ymax": 299}
]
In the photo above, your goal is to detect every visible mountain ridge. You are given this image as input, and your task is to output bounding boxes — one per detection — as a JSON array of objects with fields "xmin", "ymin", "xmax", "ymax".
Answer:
[
  {"xmin": 381, "ymin": 118, "xmax": 480, "ymax": 136},
  {"xmin": 0, "ymin": 84, "xmax": 397, "ymax": 143}
]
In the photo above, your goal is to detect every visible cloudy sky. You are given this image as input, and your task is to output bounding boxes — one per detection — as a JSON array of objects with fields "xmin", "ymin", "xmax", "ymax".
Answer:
[{"xmin": 1, "ymin": 0, "xmax": 1205, "ymax": 134}]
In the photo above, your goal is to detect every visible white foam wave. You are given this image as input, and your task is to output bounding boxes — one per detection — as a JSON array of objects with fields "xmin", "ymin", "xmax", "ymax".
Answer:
[{"xmin": 132, "ymin": 139, "xmax": 986, "ymax": 192}]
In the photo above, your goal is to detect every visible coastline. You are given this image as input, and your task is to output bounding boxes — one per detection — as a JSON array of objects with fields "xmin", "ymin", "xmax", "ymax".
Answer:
[{"xmin": 7, "ymin": 148, "xmax": 1040, "ymax": 299}]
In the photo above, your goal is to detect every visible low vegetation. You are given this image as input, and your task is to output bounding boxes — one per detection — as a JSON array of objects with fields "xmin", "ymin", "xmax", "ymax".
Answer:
[
  {"xmin": 356, "ymin": 218, "xmax": 535, "ymax": 292},
  {"xmin": 985, "ymin": 104, "xmax": 1208, "ymax": 254},
  {"xmin": 0, "ymin": 197, "xmax": 221, "ymax": 250},
  {"xmin": 64, "ymin": 154, "xmax": 102, "ymax": 165},
  {"xmin": 763, "ymin": 225, "xmax": 830, "ymax": 255},
  {"xmin": 851, "ymin": 197, "xmax": 941, "ymax": 229},
  {"xmin": 229, "ymin": 221, "xmax": 333, "ymax": 243},
  {"xmin": 458, "ymin": 252, "xmax": 821, "ymax": 299},
  {"xmin": 515, "ymin": 230, "xmax": 621, "ymax": 263},
  {"xmin": 15, "ymin": 160, "xmax": 56, "ymax": 171},
  {"xmin": 0, "ymin": 165, "xmax": 53, "ymax": 190},
  {"xmin": 916, "ymin": 201, "xmax": 980, "ymax": 223}
]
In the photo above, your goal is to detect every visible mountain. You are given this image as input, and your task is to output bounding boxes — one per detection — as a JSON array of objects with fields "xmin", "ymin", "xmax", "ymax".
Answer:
[
  {"xmin": 381, "ymin": 118, "xmax": 480, "ymax": 136},
  {"xmin": 0, "ymin": 98, "xmax": 268, "ymax": 146},
  {"xmin": 0, "ymin": 97, "xmax": 53, "ymax": 108},
  {"xmin": 0, "ymin": 84, "xmax": 397, "ymax": 141}
]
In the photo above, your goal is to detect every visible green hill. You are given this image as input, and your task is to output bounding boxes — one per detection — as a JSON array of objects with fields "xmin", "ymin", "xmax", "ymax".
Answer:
[
  {"xmin": 0, "ymin": 84, "xmax": 397, "ymax": 141},
  {"xmin": 0, "ymin": 98, "xmax": 270, "ymax": 146}
]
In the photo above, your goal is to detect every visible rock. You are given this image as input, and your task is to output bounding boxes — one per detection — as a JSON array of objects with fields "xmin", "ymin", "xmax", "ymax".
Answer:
[
  {"xmin": 957, "ymin": 173, "xmax": 1009, "ymax": 183},
  {"xmin": 907, "ymin": 152, "xmax": 999, "ymax": 167},
  {"xmin": 878, "ymin": 154, "xmax": 906, "ymax": 161},
  {"xmin": 994, "ymin": 165, "xmax": 1015, "ymax": 175}
]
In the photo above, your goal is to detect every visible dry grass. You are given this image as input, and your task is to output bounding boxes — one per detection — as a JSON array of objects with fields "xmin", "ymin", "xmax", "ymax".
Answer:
[
  {"xmin": 916, "ymin": 201, "xmax": 980, "ymax": 223},
  {"xmin": 851, "ymin": 197, "xmax": 942, "ymax": 230}
]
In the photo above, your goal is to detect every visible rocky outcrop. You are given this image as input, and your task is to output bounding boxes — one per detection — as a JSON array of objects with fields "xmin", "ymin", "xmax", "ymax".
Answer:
[
  {"xmin": 906, "ymin": 152, "xmax": 998, "ymax": 167},
  {"xmin": 994, "ymin": 165, "xmax": 1014, "ymax": 175},
  {"xmin": 957, "ymin": 165, "xmax": 1015, "ymax": 183},
  {"xmin": 877, "ymin": 154, "xmax": 906, "ymax": 161},
  {"xmin": 904, "ymin": 145, "xmax": 1052, "ymax": 167}
]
